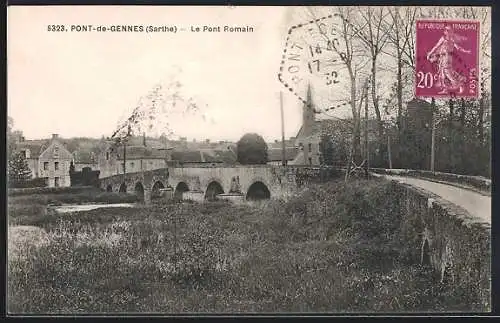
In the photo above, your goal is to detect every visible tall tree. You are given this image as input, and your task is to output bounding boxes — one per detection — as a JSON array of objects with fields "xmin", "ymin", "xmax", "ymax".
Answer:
[
  {"xmin": 384, "ymin": 7, "xmax": 417, "ymax": 132},
  {"xmin": 306, "ymin": 7, "xmax": 371, "ymax": 179},
  {"xmin": 355, "ymin": 6, "xmax": 393, "ymax": 159},
  {"xmin": 319, "ymin": 134, "xmax": 334, "ymax": 165}
]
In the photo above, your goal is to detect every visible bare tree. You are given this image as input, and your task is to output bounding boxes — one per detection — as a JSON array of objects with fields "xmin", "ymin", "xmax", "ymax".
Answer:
[
  {"xmin": 383, "ymin": 7, "xmax": 417, "ymax": 132},
  {"xmin": 110, "ymin": 72, "xmax": 206, "ymax": 173},
  {"xmin": 351, "ymin": 6, "xmax": 394, "ymax": 160},
  {"xmin": 305, "ymin": 7, "xmax": 371, "ymax": 178}
]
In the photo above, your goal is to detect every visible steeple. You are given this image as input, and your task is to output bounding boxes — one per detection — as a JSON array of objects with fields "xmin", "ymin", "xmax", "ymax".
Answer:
[{"xmin": 302, "ymin": 84, "xmax": 316, "ymax": 137}]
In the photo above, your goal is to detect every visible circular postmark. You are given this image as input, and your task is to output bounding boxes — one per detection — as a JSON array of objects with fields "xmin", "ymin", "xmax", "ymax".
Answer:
[{"xmin": 278, "ymin": 13, "xmax": 351, "ymax": 114}]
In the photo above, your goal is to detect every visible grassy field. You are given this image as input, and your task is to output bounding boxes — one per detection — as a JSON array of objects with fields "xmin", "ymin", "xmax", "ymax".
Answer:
[{"xmin": 7, "ymin": 179, "xmax": 485, "ymax": 313}]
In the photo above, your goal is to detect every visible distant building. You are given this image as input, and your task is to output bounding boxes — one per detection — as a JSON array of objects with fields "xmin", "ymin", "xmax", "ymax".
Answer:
[
  {"xmin": 17, "ymin": 134, "xmax": 73, "ymax": 187},
  {"xmin": 267, "ymin": 147, "xmax": 300, "ymax": 165},
  {"xmin": 170, "ymin": 148, "xmax": 237, "ymax": 167},
  {"xmin": 288, "ymin": 85, "xmax": 325, "ymax": 166},
  {"xmin": 72, "ymin": 149, "xmax": 99, "ymax": 172},
  {"xmin": 289, "ymin": 84, "xmax": 379, "ymax": 166},
  {"xmin": 405, "ymin": 98, "xmax": 433, "ymax": 130},
  {"xmin": 98, "ymin": 142, "xmax": 172, "ymax": 178}
]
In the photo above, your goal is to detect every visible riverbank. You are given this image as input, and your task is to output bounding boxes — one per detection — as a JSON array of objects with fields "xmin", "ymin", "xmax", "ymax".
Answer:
[{"xmin": 8, "ymin": 179, "xmax": 487, "ymax": 313}]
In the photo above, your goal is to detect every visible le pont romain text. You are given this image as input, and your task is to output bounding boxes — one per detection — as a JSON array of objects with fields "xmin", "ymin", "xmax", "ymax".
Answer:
[{"xmin": 190, "ymin": 25, "xmax": 255, "ymax": 33}]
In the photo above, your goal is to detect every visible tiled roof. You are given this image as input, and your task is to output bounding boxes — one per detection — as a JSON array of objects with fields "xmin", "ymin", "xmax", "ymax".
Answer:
[
  {"xmin": 267, "ymin": 140, "xmax": 295, "ymax": 149},
  {"xmin": 114, "ymin": 145, "xmax": 168, "ymax": 160},
  {"xmin": 296, "ymin": 118, "xmax": 380, "ymax": 140},
  {"xmin": 72, "ymin": 150, "xmax": 99, "ymax": 164},
  {"xmin": 17, "ymin": 140, "xmax": 49, "ymax": 159},
  {"xmin": 171, "ymin": 149, "xmax": 237, "ymax": 164},
  {"xmin": 202, "ymin": 149, "xmax": 237, "ymax": 164},
  {"xmin": 171, "ymin": 150, "xmax": 203, "ymax": 163},
  {"xmin": 17, "ymin": 138, "xmax": 106, "ymax": 161},
  {"xmin": 267, "ymin": 147, "xmax": 299, "ymax": 162},
  {"xmin": 407, "ymin": 98, "xmax": 433, "ymax": 107}
]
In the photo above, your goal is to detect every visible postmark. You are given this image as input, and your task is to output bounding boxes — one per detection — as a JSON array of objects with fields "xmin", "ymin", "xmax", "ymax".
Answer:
[
  {"xmin": 278, "ymin": 13, "xmax": 350, "ymax": 113},
  {"xmin": 415, "ymin": 19, "xmax": 480, "ymax": 99}
]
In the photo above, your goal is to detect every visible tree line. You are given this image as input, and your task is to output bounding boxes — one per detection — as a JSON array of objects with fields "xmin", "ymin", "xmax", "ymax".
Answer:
[{"xmin": 302, "ymin": 6, "xmax": 490, "ymax": 177}]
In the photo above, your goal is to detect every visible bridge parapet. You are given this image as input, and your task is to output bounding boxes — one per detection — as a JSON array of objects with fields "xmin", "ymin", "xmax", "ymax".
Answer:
[{"xmin": 382, "ymin": 177, "xmax": 490, "ymax": 307}]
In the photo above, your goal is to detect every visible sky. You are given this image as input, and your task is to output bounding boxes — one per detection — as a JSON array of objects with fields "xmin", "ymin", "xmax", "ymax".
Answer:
[
  {"xmin": 8, "ymin": 6, "xmax": 317, "ymax": 142},
  {"xmin": 8, "ymin": 6, "xmax": 490, "ymax": 142}
]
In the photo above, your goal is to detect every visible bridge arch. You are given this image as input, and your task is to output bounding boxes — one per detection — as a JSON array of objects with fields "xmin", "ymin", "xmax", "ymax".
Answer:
[
  {"xmin": 119, "ymin": 183, "xmax": 127, "ymax": 193},
  {"xmin": 174, "ymin": 182, "xmax": 190, "ymax": 200},
  {"xmin": 135, "ymin": 182, "xmax": 145, "ymax": 201},
  {"xmin": 106, "ymin": 184, "xmax": 113, "ymax": 192},
  {"xmin": 246, "ymin": 181, "xmax": 271, "ymax": 201},
  {"xmin": 151, "ymin": 180, "xmax": 165, "ymax": 200},
  {"xmin": 205, "ymin": 180, "xmax": 225, "ymax": 201}
]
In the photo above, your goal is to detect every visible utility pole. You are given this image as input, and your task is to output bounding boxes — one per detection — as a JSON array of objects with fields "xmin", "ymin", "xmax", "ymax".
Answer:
[
  {"xmin": 387, "ymin": 134, "xmax": 392, "ymax": 169},
  {"xmin": 123, "ymin": 141, "xmax": 127, "ymax": 175},
  {"xmin": 280, "ymin": 91, "xmax": 286, "ymax": 166},
  {"xmin": 430, "ymin": 97, "xmax": 436, "ymax": 173},
  {"xmin": 364, "ymin": 87, "xmax": 369, "ymax": 178},
  {"xmin": 123, "ymin": 124, "xmax": 132, "ymax": 175}
]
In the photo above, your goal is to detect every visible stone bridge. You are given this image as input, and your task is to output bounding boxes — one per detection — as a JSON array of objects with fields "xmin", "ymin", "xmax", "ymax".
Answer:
[{"xmin": 99, "ymin": 166, "xmax": 340, "ymax": 204}]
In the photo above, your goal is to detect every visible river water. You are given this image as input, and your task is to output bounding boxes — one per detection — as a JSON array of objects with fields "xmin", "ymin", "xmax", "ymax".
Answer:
[{"xmin": 53, "ymin": 203, "xmax": 136, "ymax": 214}]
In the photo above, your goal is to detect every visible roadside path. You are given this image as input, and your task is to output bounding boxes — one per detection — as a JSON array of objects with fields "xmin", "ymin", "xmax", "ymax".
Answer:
[{"xmin": 383, "ymin": 175, "xmax": 491, "ymax": 224}]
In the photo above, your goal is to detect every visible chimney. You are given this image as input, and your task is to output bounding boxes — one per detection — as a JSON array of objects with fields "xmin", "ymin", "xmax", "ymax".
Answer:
[{"xmin": 52, "ymin": 134, "xmax": 59, "ymax": 140}]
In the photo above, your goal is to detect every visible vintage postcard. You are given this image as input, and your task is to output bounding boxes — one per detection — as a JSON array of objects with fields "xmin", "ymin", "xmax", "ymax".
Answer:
[{"xmin": 7, "ymin": 5, "xmax": 491, "ymax": 314}]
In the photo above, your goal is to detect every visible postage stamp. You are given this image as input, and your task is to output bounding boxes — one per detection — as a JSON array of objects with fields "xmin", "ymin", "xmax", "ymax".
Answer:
[{"xmin": 415, "ymin": 19, "xmax": 480, "ymax": 99}]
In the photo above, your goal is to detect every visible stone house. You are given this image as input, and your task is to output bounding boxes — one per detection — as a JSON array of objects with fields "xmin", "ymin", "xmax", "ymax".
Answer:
[
  {"xmin": 97, "ymin": 142, "xmax": 172, "ymax": 178},
  {"xmin": 17, "ymin": 134, "xmax": 73, "ymax": 187}
]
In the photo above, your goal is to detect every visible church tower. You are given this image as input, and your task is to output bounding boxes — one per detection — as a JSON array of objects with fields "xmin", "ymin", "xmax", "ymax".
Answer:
[{"xmin": 302, "ymin": 84, "xmax": 316, "ymax": 137}]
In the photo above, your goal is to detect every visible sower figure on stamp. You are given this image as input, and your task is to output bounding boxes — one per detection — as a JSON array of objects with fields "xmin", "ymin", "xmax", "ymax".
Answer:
[{"xmin": 426, "ymin": 25, "xmax": 472, "ymax": 95}]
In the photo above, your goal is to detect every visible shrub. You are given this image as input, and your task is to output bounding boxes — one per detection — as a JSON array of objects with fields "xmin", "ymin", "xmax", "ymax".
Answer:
[
  {"xmin": 7, "ymin": 179, "xmax": 489, "ymax": 313},
  {"xmin": 236, "ymin": 133, "xmax": 268, "ymax": 165},
  {"xmin": 8, "ymin": 186, "xmax": 96, "ymax": 196}
]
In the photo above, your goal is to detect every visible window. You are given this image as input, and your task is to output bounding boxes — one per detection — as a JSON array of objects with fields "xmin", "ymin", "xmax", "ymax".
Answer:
[
  {"xmin": 53, "ymin": 146, "xmax": 59, "ymax": 158},
  {"xmin": 308, "ymin": 143, "xmax": 312, "ymax": 152},
  {"xmin": 20, "ymin": 150, "xmax": 26, "ymax": 158},
  {"xmin": 308, "ymin": 157, "xmax": 312, "ymax": 165},
  {"xmin": 54, "ymin": 177, "xmax": 60, "ymax": 187},
  {"xmin": 106, "ymin": 152, "xmax": 110, "ymax": 160},
  {"xmin": 43, "ymin": 162, "xmax": 49, "ymax": 170},
  {"xmin": 54, "ymin": 162, "xmax": 59, "ymax": 170},
  {"xmin": 130, "ymin": 162, "xmax": 135, "ymax": 168}
]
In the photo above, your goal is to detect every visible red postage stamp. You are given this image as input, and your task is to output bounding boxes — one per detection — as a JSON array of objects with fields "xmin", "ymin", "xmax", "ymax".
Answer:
[{"xmin": 415, "ymin": 19, "xmax": 480, "ymax": 99}]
